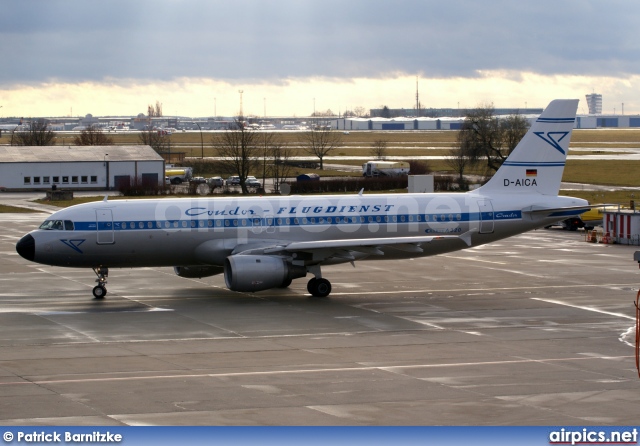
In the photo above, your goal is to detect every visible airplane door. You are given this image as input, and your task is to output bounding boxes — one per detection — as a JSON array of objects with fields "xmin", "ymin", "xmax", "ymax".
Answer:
[
  {"xmin": 96, "ymin": 209, "xmax": 115, "ymax": 244},
  {"xmin": 478, "ymin": 200, "xmax": 494, "ymax": 234}
]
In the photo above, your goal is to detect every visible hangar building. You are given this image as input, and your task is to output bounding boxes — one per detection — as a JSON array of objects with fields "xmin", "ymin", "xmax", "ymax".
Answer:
[{"xmin": 0, "ymin": 145, "xmax": 164, "ymax": 191}]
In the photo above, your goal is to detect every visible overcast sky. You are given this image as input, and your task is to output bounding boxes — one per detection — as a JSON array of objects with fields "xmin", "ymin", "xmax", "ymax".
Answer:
[{"xmin": 2, "ymin": 0, "xmax": 639, "ymax": 117}]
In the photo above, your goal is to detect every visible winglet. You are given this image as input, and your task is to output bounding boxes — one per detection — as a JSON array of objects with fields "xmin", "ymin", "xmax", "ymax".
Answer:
[
  {"xmin": 358, "ymin": 188, "xmax": 364, "ymax": 196},
  {"xmin": 103, "ymin": 195, "xmax": 109, "ymax": 202}
]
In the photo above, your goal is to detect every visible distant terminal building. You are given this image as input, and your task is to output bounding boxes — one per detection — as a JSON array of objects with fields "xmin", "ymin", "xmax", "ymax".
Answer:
[
  {"xmin": 334, "ymin": 116, "xmax": 466, "ymax": 131},
  {"xmin": 0, "ymin": 145, "xmax": 164, "ymax": 191},
  {"xmin": 585, "ymin": 93, "xmax": 603, "ymax": 115},
  {"xmin": 369, "ymin": 107, "xmax": 544, "ymax": 118}
]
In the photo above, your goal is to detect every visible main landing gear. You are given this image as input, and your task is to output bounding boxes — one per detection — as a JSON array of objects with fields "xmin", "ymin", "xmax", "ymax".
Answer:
[
  {"xmin": 92, "ymin": 266, "xmax": 108, "ymax": 299},
  {"xmin": 305, "ymin": 265, "xmax": 332, "ymax": 298}
]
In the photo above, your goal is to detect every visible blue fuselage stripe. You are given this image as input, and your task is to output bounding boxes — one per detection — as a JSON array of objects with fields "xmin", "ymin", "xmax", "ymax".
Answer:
[{"xmin": 74, "ymin": 210, "xmax": 524, "ymax": 232}]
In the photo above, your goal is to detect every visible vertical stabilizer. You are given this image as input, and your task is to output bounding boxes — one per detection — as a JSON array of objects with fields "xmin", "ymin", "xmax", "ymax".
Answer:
[{"xmin": 477, "ymin": 99, "xmax": 579, "ymax": 196}]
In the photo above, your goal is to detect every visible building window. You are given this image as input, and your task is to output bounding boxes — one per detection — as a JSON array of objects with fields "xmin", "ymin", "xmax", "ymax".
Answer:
[
  {"xmin": 53, "ymin": 176, "xmax": 59, "ymax": 183},
  {"xmin": 24, "ymin": 177, "xmax": 31, "ymax": 184},
  {"xmin": 62, "ymin": 176, "xmax": 69, "ymax": 183},
  {"xmin": 71, "ymin": 176, "xmax": 78, "ymax": 184},
  {"xmin": 90, "ymin": 176, "xmax": 97, "ymax": 183},
  {"xmin": 43, "ymin": 176, "xmax": 50, "ymax": 184},
  {"xmin": 81, "ymin": 176, "xmax": 88, "ymax": 184},
  {"xmin": 33, "ymin": 177, "xmax": 41, "ymax": 184}
]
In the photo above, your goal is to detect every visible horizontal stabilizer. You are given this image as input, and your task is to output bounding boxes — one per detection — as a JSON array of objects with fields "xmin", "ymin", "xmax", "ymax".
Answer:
[{"xmin": 522, "ymin": 204, "xmax": 606, "ymax": 218}]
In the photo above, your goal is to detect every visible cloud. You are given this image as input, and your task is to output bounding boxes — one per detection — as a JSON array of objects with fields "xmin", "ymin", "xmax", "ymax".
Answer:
[
  {"xmin": 2, "ymin": 0, "xmax": 640, "ymax": 86},
  {"xmin": 1, "ymin": 1, "xmax": 639, "ymax": 116}
]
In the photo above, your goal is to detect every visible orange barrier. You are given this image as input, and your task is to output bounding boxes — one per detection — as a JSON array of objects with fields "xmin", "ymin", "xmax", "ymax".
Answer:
[{"xmin": 586, "ymin": 230, "xmax": 598, "ymax": 243}]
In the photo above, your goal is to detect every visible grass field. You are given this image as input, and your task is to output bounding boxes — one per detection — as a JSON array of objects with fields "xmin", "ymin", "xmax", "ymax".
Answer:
[{"xmin": 0, "ymin": 204, "xmax": 40, "ymax": 213}]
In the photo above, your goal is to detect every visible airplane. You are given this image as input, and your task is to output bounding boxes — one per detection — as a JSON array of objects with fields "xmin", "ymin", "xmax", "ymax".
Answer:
[{"xmin": 16, "ymin": 99, "xmax": 590, "ymax": 299}]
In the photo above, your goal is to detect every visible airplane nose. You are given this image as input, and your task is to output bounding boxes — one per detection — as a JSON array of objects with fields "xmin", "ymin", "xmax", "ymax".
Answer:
[{"xmin": 16, "ymin": 234, "xmax": 35, "ymax": 261}]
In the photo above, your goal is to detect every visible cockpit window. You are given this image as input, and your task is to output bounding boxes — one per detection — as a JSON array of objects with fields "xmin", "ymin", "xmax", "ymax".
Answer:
[{"xmin": 39, "ymin": 220, "xmax": 74, "ymax": 231}]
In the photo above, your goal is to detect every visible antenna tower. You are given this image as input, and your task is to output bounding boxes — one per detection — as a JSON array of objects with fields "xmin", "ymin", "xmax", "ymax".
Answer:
[{"xmin": 415, "ymin": 76, "xmax": 419, "ymax": 117}]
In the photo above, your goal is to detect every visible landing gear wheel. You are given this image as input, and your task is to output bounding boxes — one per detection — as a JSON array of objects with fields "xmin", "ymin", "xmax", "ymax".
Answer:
[
  {"xmin": 92, "ymin": 285, "xmax": 107, "ymax": 299},
  {"xmin": 308, "ymin": 278, "xmax": 331, "ymax": 298},
  {"xmin": 307, "ymin": 278, "xmax": 317, "ymax": 294},
  {"xmin": 92, "ymin": 267, "xmax": 109, "ymax": 300}
]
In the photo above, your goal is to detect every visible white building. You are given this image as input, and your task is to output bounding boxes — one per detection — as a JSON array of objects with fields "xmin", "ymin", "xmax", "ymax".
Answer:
[
  {"xmin": 602, "ymin": 208, "xmax": 640, "ymax": 245},
  {"xmin": 0, "ymin": 145, "xmax": 164, "ymax": 191},
  {"xmin": 333, "ymin": 116, "xmax": 465, "ymax": 131}
]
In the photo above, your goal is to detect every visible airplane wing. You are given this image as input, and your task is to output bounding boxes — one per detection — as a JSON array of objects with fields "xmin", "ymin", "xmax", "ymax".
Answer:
[{"xmin": 262, "ymin": 234, "xmax": 471, "ymax": 257}]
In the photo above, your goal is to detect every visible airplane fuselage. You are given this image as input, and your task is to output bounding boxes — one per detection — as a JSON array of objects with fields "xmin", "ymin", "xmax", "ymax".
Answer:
[{"xmin": 21, "ymin": 191, "xmax": 587, "ymax": 269}]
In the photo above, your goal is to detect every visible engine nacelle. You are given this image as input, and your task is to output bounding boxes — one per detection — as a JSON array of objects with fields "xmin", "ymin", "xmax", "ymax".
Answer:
[
  {"xmin": 174, "ymin": 265, "xmax": 224, "ymax": 278},
  {"xmin": 224, "ymin": 255, "xmax": 306, "ymax": 292}
]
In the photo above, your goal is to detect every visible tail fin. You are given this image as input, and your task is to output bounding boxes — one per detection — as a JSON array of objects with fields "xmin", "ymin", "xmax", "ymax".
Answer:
[{"xmin": 477, "ymin": 99, "xmax": 579, "ymax": 196}]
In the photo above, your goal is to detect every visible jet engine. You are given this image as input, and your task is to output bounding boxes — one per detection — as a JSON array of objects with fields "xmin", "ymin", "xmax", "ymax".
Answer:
[
  {"xmin": 224, "ymin": 255, "xmax": 306, "ymax": 292},
  {"xmin": 173, "ymin": 265, "xmax": 224, "ymax": 278}
]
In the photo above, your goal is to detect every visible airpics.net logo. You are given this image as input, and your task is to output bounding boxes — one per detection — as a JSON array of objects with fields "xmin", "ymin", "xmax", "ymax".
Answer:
[{"xmin": 549, "ymin": 428, "xmax": 638, "ymax": 445}]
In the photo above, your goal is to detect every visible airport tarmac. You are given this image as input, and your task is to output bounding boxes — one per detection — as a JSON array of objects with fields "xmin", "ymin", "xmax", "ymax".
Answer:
[{"xmin": 0, "ymin": 211, "xmax": 639, "ymax": 426}]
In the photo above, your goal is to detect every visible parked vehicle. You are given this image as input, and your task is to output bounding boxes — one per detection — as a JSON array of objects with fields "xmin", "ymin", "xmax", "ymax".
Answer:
[
  {"xmin": 545, "ymin": 217, "xmax": 586, "ymax": 231},
  {"xmin": 207, "ymin": 177, "xmax": 224, "ymax": 188},
  {"xmin": 362, "ymin": 161, "xmax": 409, "ymax": 177},
  {"xmin": 246, "ymin": 178, "xmax": 261, "ymax": 188},
  {"xmin": 190, "ymin": 177, "xmax": 207, "ymax": 184},
  {"xmin": 165, "ymin": 167, "xmax": 193, "ymax": 184},
  {"xmin": 226, "ymin": 176, "xmax": 240, "ymax": 185}
]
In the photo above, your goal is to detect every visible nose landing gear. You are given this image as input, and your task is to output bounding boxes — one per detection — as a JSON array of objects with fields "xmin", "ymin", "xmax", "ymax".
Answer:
[{"xmin": 92, "ymin": 267, "xmax": 108, "ymax": 299}]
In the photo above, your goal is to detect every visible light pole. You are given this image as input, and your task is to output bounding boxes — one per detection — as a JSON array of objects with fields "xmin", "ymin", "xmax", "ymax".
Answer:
[{"xmin": 194, "ymin": 121, "xmax": 203, "ymax": 159}]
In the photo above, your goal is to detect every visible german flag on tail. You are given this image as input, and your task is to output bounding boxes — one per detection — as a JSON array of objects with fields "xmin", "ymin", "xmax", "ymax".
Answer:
[{"xmin": 526, "ymin": 169, "xmax": 537, "ymax": 177}]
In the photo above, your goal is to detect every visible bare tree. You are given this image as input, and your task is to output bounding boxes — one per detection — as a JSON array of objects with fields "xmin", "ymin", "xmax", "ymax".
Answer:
[
  {"xmin": 11, "ymin": 120, "xmax": 55, "ymax": 146},
  {"xmin": 353, "ymin": 106, "xmax": 368, "ymax": 118},
  {"xmin": 147, "ymin": 101, "xmax": 163, "ymax": 117},
  {"xmin": 445, "ymin": 146, "xmax": 471, "ymax": 190},
  {"xmin": 502, "ymin": 113, "xmax": 530, "ymax": 153},
  {"xmin": 299, "ymin": 127, "xmax": 342, "ymax": 170},
  {"xmin": 212, "ymin": 120, "xmax": 261, "ymax": 194},
  {"xmin": 269, "ymin": 142, "xmax": 294, "ymax": 193},
  {"xmin": 257, "ymin": 132, "xmax": 291, "ymax": 192},
  {"xmin": 73, "ymin": 125, "xmax": 113, "ymax": 145},
  {"xmin": 138, "ymin": 128, "xmax": 171, "ymax": 154},
  {"xmin": 370, "ymin": 139, "xmax": 388, "ymax": 160},
  {"xmin": 457, "ymin": 104, "xmax": 530, "ymax": 174}
]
